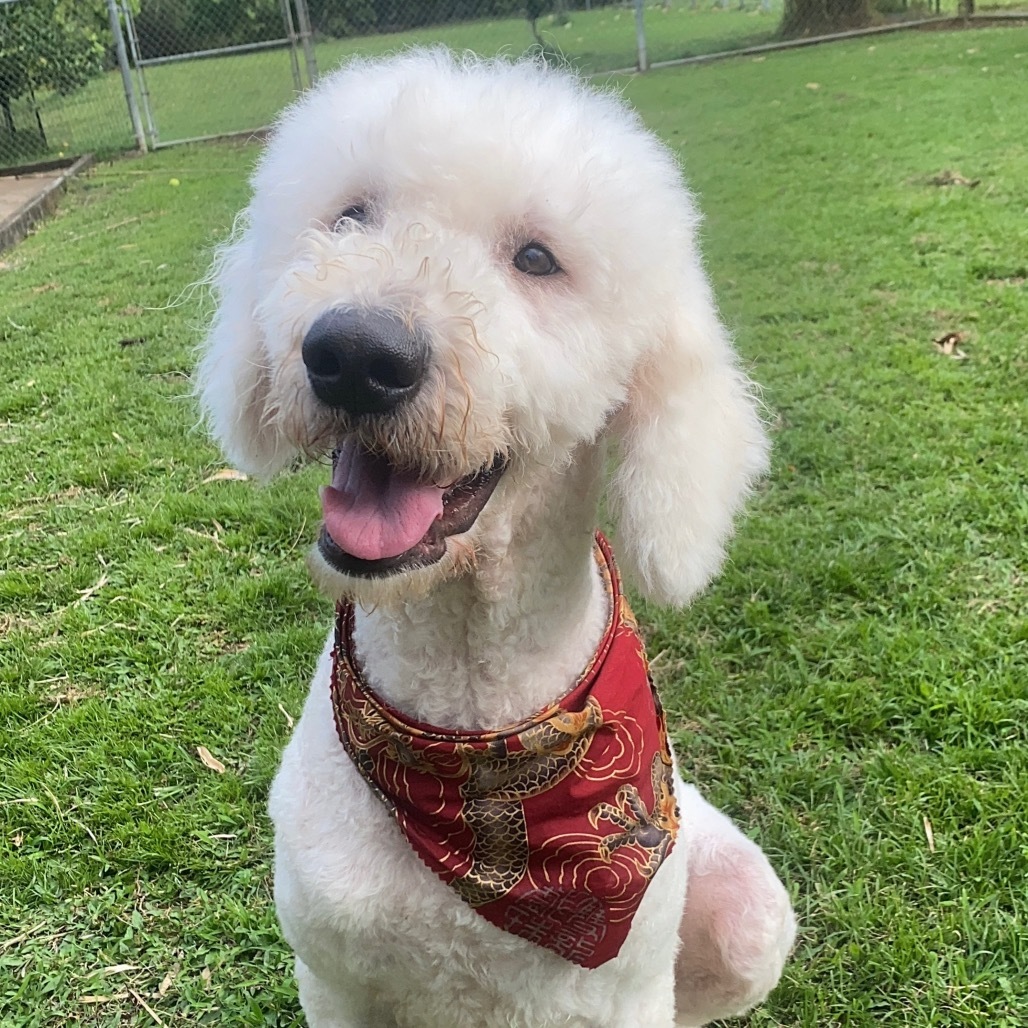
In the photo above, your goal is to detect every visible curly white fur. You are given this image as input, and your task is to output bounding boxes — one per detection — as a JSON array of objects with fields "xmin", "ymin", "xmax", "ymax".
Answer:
[{"xmin": 198, "ymin": 49, "xmax": 794, "ymax": 1028}]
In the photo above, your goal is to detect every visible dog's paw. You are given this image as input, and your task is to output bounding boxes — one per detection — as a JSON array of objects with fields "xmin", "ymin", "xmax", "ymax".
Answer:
[{"xmin": 674, "ymin": 844, "xmax": 796, "ymax": 1026}]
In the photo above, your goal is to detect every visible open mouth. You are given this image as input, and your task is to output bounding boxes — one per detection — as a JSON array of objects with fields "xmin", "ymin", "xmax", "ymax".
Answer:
[{"xmin": 317, "ymin": 439, "xmax": 508, "ymax": 578}]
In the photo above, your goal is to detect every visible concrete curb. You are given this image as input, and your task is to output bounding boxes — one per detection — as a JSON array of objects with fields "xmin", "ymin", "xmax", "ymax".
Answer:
[{"xmin": 0, "ymin": 154, "xmax": 95, "ymax": 255}]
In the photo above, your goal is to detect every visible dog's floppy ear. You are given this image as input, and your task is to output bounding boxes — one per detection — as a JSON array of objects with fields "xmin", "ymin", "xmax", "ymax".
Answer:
[
  {"xmin": 609, "ymin": 259, "xmax": 769, "ymax": 608},
  {"xmin": 195, "ymin": 232, "xmax": 294, "ymax": 477}
]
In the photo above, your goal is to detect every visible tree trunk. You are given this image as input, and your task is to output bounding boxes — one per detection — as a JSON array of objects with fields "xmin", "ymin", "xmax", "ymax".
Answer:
[
  {"xmin": 29, "ymin": 85, "xmax": 47, "ymax": 147},
  {"xmin": 526, "ymin": 1, "xmax": 547, "ymax": 46},
  {"xmin": 781, "ymin": 0, "xmax": 873, "ymax": 36},
  {"xmin": 1, "ymin": 95, "xmax": 14, "ymax": 135}
]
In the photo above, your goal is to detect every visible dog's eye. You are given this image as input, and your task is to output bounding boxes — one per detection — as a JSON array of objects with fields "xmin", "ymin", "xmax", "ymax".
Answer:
[
  {"xmin": 333, "ymin": 203, "xmax": 369, "ymax": 230},
  {"xmin": 513, "ymin": 243, "xmax": 560, "ymax": 277}
]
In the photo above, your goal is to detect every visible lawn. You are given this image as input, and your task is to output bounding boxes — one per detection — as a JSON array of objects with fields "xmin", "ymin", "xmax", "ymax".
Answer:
[{"xmin": 1, "ymin": 24, "xmax": 1026, "ymax": 1027}]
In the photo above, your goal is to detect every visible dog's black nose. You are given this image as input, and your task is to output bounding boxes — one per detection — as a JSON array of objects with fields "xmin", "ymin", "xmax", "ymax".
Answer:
[{"xmin": 301, "ymin": 307, "xmax": 428, "ymax": 416}]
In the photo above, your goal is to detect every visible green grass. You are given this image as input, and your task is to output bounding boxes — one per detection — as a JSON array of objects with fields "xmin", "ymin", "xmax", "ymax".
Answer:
[{"xmin": 1, "ymin": 24, "xmax": 1026, "ymax": 1027}]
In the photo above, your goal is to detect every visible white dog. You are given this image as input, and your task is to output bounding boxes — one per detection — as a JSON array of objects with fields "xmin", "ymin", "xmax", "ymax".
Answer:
[{"xmin": 198, "ymin": 49, "xmax": 795, "ymax": 1028}]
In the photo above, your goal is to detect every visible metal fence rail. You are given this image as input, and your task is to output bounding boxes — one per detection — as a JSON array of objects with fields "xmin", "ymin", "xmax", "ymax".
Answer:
[
  {"xmin": 121, "ymin": 0, "xmax": 317, "ymax": 149},
  {"xmin": 1, "ymin": 0, "xmax": 1025, "ymax": 170}
]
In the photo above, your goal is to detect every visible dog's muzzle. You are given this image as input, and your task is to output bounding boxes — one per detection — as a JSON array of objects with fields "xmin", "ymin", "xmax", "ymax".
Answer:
[
  {"xmin": 302, "ymin": 306, "xmax": 429, "ymax": 416},
  {"xmin": 302, "ymin": 308, "xmax": 508, "ymax": 578},
  {"xmin": 317, "ymin": 446, "xmax": 508, "ymax": 579}
]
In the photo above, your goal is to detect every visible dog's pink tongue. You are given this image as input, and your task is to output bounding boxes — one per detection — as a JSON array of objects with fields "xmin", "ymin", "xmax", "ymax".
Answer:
[{"xmin": 321, "ymin": 440, "xmax": 445, "ymax": 561}]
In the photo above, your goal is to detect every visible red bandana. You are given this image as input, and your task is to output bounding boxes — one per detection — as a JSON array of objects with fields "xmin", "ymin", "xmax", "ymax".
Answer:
[{"xmin": 330, "ymin": 534, "xmax": 679, "ymax": 968}]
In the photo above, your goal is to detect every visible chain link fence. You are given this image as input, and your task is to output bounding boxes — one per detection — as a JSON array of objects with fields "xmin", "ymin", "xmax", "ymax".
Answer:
[
  {"xmin": 0, "ymin": 0, "xmax": 135, "ymax": 170},
  {"xmin": 2, "ymin": 0, "xmax": 1025, "ymax": 169}
]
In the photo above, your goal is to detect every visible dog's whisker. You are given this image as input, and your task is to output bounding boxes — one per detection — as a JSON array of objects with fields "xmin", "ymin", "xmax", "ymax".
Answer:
[
  {"xmin": 414, "ymin": 255, "xmax": 431, "ymax": 286},
  {"xmin": 450, "ymin": 355, "xmax": 474, "ymax": 462}
]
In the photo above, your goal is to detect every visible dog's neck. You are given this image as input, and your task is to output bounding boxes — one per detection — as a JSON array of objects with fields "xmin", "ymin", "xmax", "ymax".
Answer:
[{"xmin": 350, "ymin": 446, "xmax": 610, "ymax": 731}]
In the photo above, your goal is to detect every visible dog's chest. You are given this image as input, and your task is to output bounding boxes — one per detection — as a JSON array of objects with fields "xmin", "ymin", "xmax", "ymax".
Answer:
[
  {"xmin": 269, "ymin": 636, "xmax": 690, "ymax": 1026},
  {"xmin": 272, "ymin": 697, "xmax": 688, "ymax": 1027}
]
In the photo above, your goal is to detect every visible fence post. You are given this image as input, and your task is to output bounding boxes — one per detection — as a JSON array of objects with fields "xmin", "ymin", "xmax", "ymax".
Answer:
[
  {"xmin": 280, "ymin": 0, "xmax": 304, "ymax": 93},
  {"xmin": 119, "ymin": 1, "xmax": 158, "ymax": 149},
  {"xmin": 293, "ymin": 0, "xmax": 319, "ymax": 87},
  {"xmin": 633, "ymin": 0, "xmax": 649, "ymax": 72},
  {"xmin": 104, "ymin": 0, "xmax": 147, "ymax": 153}
]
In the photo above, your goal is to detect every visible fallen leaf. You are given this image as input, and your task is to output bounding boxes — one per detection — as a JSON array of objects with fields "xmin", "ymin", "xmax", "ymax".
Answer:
[
  {"xmin": 97, "ymin": 963, "xmax": 139, "ymax": 977},
  {"xmin": 44, "ymin": 685, "xmax": 99, "ymax": 705},
  {"xmin": 196, "ymin": 746, "xmax": 226, "ymax": 774},
  {"xmin": 0, "ymin": 921, "xmax": 46, "ymax": 950},
  {"xmin": 158, "ymin": 969, "xmax": 175, "ymax": 997},
  {"xmin": 129, "ymin": 988, "xmax": 165, "ymax": 1025},
  {"xmin": 75, "ymin": 574, "xmax": 109, "ymax": 606},
  {"xmin": 923, "ymin": 815, "xmax": 936, "ymax": 853},
  {"xmin": 933, "ymin": 332, "xmax": 969, "ymax": 360},
  {"xmin": 929, "ymin": 169, "xmax": 980, "ymax": 188},
  {"xmin": 203, "ymin": 469, "xmax": 249, "ymax": 484}
]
